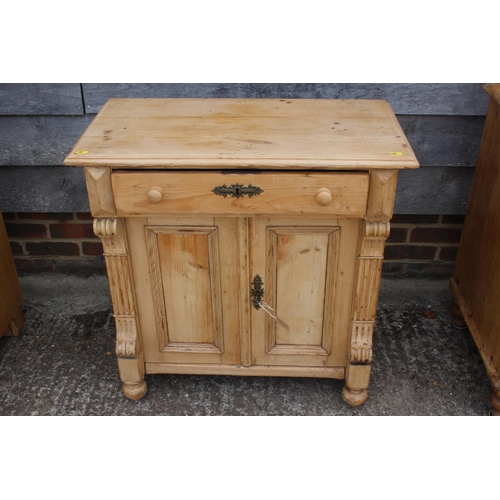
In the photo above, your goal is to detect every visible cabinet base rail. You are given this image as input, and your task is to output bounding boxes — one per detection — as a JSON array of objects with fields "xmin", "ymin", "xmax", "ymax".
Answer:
[{"xmin": 145, "ymin": 362, "xmax": 345, "ymax": 379}]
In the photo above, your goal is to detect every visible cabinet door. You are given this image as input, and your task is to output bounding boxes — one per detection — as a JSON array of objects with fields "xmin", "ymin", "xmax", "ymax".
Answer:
[
  {"xmin": 249, "ymin": 217, "xmax": 360, "ymax": 368},
  {"xmin": 126, "ymin": 216, "xmax": 242, "ymax": 365}
]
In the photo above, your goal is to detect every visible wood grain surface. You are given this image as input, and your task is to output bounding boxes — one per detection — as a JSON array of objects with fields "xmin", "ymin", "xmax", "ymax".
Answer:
[
  {"xmin": 111, "ymin": 171, "xmax": 369, "ymax": 217},
  {"xmin": 250, "ymin": 217, "xmax": 358, "ymax": 368},
  {"xmin": 64, "ymin": 98, "xmax": 418, "ymax": 169},
  {"xmin": 452, "ymin": 95, "xmax": 500, "ymax": 383}
]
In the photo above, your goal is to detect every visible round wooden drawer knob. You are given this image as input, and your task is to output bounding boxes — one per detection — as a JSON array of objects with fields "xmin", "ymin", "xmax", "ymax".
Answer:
[
  {"xmin": 147, "ymin": 186, "xmax": 163, "ymax": 204},
  {"xmin": 315, "ymin": 188, "xmax": 333, "ymax": 206}
]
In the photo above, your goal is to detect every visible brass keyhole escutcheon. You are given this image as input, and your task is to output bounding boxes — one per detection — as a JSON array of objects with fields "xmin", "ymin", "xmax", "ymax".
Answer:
[
  {"xmin": 251, "ymin": 275, "xmax": 264, "ymax": 309},
  {"xmin": 212, "ymin": 183, "xmax": 263, "ymax": 199}
]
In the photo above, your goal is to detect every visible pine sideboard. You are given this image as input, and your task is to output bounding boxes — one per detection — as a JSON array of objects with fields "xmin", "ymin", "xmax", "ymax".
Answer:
[
  {"xmin": 64, "ymin": 98, "xmax": 419, "ymax": 406},
  {"xmin": 0, "ymin": 212, "xmax": 23, "ymax": 339},
  {"xmin": 450, "ymin": 84, "xmax": 500, "ymax": 416}
]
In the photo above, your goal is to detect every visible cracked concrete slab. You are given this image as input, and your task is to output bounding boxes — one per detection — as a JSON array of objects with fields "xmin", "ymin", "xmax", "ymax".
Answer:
[{"xmin": 0, "ymin": 273, "xmax": 492, "ymax": 415}]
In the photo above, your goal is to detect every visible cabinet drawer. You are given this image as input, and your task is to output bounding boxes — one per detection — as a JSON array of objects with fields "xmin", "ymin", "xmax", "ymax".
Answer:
[{"xmin": 112, "ymin": 171, "xmax": 369, "ymax": 217}]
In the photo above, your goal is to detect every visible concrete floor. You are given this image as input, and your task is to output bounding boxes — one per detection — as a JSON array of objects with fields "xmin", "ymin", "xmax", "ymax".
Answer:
[{"xmin": 0, "ymin": 273, "xmax": 492, "ymax": 415}]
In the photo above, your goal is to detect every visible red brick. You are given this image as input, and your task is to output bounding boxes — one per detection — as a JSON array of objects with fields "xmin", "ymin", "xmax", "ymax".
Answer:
[
  {"xmin": 5, "ymin": 223, "xmax": 47, "ymax": 238},
  {"xmin": 75, "ymin": 212, "xmax": 93, "ymax": 220},
  {"xmin": 410, "ymin": 227, "xmax": 462, "ymax": 244},
  {"xmin": 384, "ymin": 245, "xmax": 437, "ymax": 261},
  {"xmin": 9, "ymin": 242, "xmax": 24, "ymax": 255},
  {"xmin": 18, "ymin": 212, "xmax": 73, "ymax": 220},
  {"xmin": 387, "ymin": 227, "xmax": 408, "ymax": 243},
  {"xmin": 26, "ymin": 242, "xmax": 80, "ymax": 256},
  {"xmin": 82, "ymin": 241, "xmax": 103, "ymax": 256},
  {"xmin": 441, "ymin": 215, "xmax": 465, "ymax": 224},
  {"xmin": 2, "ymin": 212, "xmax": 16, "ymax": 220},
  {"xmin": 50, "ymin": 223, "xmax": 95, "ymax": 239},
  {"xmin": 391, "ymin": 215, "xmax": 439, "ymax": 224},
  {"xmin": 439, "ymin": 246, "xmax": 459, "ymax": 261}
]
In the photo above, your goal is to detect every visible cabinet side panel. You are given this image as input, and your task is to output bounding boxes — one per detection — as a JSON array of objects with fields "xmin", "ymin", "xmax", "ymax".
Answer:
[{"xmin": 454, "ymin": 98, "xmax": 500, "ymax": 371}]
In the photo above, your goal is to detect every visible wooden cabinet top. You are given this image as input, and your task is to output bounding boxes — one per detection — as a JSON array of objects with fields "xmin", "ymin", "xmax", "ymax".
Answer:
[{"xmin": 64, "ymin": 98, "xmax": 419, "ymax": 170}]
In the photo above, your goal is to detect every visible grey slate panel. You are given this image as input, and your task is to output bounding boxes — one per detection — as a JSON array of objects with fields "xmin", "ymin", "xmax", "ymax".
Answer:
[
  {"xmin": 0, "ymin": 114, "xmax": 484, "ymax": 167},
  {"xmin": 0, "ymin": 84, "xmax": 84, "ymax": 115},
  {"xmin": 0, "ymin": 166, "xmax": 89, "ymax": 212},
  {"xmin": 82, "ymin": 83, "xmax": 489, "ymax": 116},
  {"xmin": 0, "ymin": 115, "xmax": 93, "ymax": 165},
  {"xmin": 398, "ymin": 115, "xmax": 485, "ymax": 167},
  {"xmin": 0, "ymin": 166, "xmax": 472, "ymax": 214},
  {"xmin": 394, "ymin": 167, "xmax": 474, "ymax": 214}
]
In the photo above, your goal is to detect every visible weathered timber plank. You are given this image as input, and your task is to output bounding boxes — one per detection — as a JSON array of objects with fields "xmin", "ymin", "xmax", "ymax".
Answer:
[
  {"xmin": 82, "ymin": 83, "xmax": 488, "ymax": 116},
  {"xmin": 398, "ymin": 115, "xmax": 485, "ymax": 167},
  {"xmin": 0, "ymin": 167, "xmax": 89, "ymax": 212},
  {"xmin": 0, "ymin": 114, "xmax": 485, "ymax": 167},
  {"xmin": 0, "ymin": 84, "xmax": 84, "ymax": 115},
  {"xmin": 394, "ymin": 167, "xmax": 474, "ymax": 214},
  {"xmin": 0, "ymin": 166, "xmax": 472, "ymax": 214},
  {"xmin": 0, "ymin": 115, "xmax": 93, "ymax": 165}
]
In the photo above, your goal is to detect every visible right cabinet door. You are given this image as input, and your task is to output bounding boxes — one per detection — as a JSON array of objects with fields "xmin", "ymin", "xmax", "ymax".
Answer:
[{"xmin": 249, "ymin": 217, "xmax": 361, "ymax": 368}]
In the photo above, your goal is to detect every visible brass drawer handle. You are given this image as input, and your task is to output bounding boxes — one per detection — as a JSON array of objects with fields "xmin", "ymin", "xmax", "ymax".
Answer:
[{"xmin": 212, "ymin": 183, "xmax": 263, "ymax": 199}]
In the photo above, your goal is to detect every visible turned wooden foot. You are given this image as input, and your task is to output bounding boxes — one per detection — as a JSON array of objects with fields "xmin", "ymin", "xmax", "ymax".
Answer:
[
  {"xmin": 341, "ymin": 386, "xmax": 368, "ymax": 407},
  {"xmin": 450, "ymin": 301, "xmax": 467, "ymax": 329},
  {"xmin": 118, "ymin": 355, "xmax": 146, "ymax": 400},
  {"xmin": 490, "ymin": 391, "xmax": 500, "ymax": 416},
  {"xmin": 122, "ymin": 381, "xmax": 147, "ymax": 401}
]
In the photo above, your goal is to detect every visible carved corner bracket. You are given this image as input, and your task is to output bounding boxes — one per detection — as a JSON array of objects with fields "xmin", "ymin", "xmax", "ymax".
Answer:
[
  {"xmin": 93, "ymin": 217, "xmax": 117, "ymax": 238},
  {"xmin": 93, "ymin": 217, "xmax": 127, "ymax": 255},
  {"xmin": 115, "ymin": 317, "xmax": 139, "ymax": 357},
  {"xmin": 350, "ymin": 321, "xmax": 374, "ymax": 364},
  {"xmin": 361, "ymin": 221, "xmax": 390, "ymax": 258}
]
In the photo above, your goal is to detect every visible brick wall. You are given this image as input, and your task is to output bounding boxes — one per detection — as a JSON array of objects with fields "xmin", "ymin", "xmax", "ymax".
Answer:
[
  {"xmin": 384, "ymin": 214, "xmax": 464, "ymax": 276},
  {"xmin": 3, "ymin": 212, "xmax": 464, "ymax": 276},
  {"xmin": 2, "ymin": 212, "xmax": 104, "ymax": 273}
]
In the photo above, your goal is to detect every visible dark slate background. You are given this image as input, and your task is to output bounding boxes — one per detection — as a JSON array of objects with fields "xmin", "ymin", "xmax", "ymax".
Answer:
[{"xmin": 0, "ymin": 83, "xmax": 489, "ymax": 214}]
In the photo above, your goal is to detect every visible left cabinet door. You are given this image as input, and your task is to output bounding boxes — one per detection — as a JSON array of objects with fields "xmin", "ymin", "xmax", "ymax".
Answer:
[{"xmin": 126, "ymin": 216, "xmax": 242, "ymax": 366}]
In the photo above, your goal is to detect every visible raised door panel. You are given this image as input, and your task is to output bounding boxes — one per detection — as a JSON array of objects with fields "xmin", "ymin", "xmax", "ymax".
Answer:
[
  {"xmin": 146, "ymin": 225, "xmax": 223, "ymax": 354},
  {"xmin": 250, "ymin": 217, "xmax": 360, "ymax": 368},
  {"xmin": 126, "ymin": 216, "xmax": 241, "ymax": 365}
]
